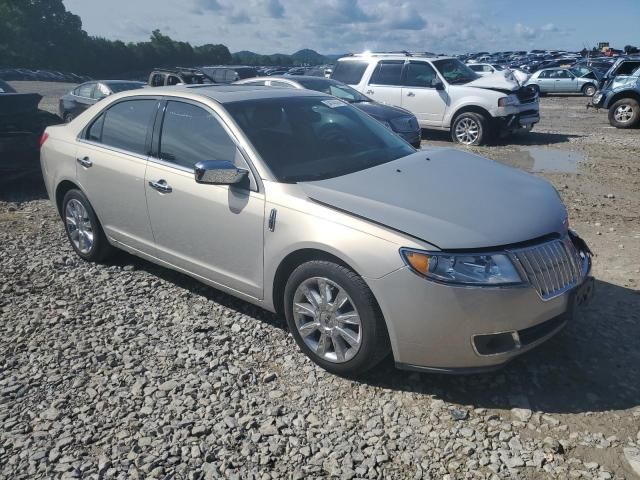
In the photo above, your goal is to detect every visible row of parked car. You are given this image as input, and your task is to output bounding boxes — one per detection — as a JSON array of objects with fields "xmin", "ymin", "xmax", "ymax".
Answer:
[{"xmin": 55, "ymin": 54, "xmax": 640, "ymax": 144}]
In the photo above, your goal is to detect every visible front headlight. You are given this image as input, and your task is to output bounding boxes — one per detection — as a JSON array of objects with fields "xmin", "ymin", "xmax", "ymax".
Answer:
[
  {"xmin": 498, "ymin": 95, "xmax": 518, "ymax": 107},
  {"xmin": 592, "ymin": 93, "xmax": 603, "ymax": 105},
  {"xmin": 400, "ymin": 249, "xmax": 523, "ymax": 286}
]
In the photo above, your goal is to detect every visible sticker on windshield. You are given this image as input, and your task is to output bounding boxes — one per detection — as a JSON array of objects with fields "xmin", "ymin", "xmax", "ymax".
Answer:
[{"xmin": 321, "ymin": 99, "xmax": 347, "ymax": 108}]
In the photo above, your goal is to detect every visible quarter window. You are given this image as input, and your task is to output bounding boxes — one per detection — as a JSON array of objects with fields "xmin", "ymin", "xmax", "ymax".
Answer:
[
  {"xmin": 370, "ymin": 61, "xmax": 404, "ymax": 86},
  {"xmin": 77, "ymin": 83, "xmax": 95, "ymax": 98},
  {"xmin": 159, "ymin": 101, "xmax": 236, "ymax": 169},
  {"xmin": 403, "ymin": 62, "xmax": 437, "ymax": 87},
  {"xmin": 99, "ymin": 100, "xmax": 156, "ymax": 154},
  {"xmin": 86, "ymin": 113, "xmax": 105, "ymax": 142}
]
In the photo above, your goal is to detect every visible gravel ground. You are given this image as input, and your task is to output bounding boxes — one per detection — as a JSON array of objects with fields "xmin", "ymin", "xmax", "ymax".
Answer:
[{"xmin": 1, "ymin": 83, "xmax": 640, "ymax": 479}]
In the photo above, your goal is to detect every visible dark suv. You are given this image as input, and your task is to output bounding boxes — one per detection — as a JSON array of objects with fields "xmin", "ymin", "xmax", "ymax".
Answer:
[{"xmin": 148, "ymin": 68, "xmax": 212, "ymax": 87}]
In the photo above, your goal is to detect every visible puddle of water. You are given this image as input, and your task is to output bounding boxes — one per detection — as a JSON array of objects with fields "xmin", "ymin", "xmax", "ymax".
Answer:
[{"xmin": 502, "ymin": 147, "xmax": 585, "ymax": 173}]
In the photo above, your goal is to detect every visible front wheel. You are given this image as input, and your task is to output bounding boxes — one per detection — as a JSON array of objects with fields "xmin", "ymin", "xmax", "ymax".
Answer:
[
  {"xmin": 608, "ymin": 98, "xmax": 640, "ymax": 128},
  {"xmin": 451, "ymin": 112, "xmax": 490, "ymax": 146},
  {"xmin": 582, "ymin": 84, "xmax": 596, "ymax": 97},
  {"xmin": 284, "ymin": 260, "xmax": 390, "ymax": 376}
]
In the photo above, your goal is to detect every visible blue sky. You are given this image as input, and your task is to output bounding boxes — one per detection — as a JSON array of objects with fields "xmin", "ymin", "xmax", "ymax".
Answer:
[{"xmin": 62, "ymin": 0, "xmax": 640, "ymax": 54}]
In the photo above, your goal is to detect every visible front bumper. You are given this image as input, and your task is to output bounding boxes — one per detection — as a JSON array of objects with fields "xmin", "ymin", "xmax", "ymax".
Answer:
[
  {"xmin": 495, "ymin": 101, "xmax": 540, "ymax": 132},
  {"xmin": 367, "ymin": 238, "xmax": 592, "ymax": 373},
  {"xmin": 396, "ymin": 129, "xmax": 422, "ymax": 147}
]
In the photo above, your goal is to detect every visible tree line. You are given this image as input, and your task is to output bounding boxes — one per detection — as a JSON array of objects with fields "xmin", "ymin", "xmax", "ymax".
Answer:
[{"xmin": 0, "ymin": 0, "xmax": 322, "ymax": 78}]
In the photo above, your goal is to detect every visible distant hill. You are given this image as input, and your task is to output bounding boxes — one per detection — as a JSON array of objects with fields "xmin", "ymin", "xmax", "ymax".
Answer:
[{"xmin": 230, "ymin": 49, "xmax": 332, "ymax": 66}]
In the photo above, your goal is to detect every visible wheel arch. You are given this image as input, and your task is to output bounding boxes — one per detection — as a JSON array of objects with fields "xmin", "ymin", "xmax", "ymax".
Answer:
[
  {"xmin": 450, "ymin": 105, "xmax": 493, "ymax": 126},
  {"xmin": 607, "ymin": 90, "xmax": 640, "ymax": 109},
  {"xmin": 271, "ymin": 248, "xmax": 355, "ymax": 316},
  {"xmin": 55, "ymin": 180, "xmax": 82, "ymax": 216}
]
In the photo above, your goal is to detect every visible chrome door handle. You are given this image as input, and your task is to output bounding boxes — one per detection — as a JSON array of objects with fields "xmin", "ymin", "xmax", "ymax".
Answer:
[
  {"xmin": 366, "ymin": 89, "xmax": 374, "ymax": 94},
  {"xmin": 148, "ymin": 180, "xmax": 172, "ymax": 193},
  {"xmin": 76, "ymin": 156, "xmax": 92, "ymax": 168},
  {"xmin": 407, "ymin": 91, "xmax": 415, "ymax": 97}
]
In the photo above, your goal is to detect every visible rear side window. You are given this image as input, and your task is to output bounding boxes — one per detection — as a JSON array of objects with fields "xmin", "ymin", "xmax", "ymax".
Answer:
[
  {"xmin": 403, "ymin": 62, "xmax": 437, "ymax": 87},
  {"xmin": 99, "ymin": 100, "xmax": 156, "ymax": 155},
  {"xmin": 159, "ymin": 101, "xmax": 236, "ymax": 169},
  {"xmin": 331, "ymin": 61, "xmax": 368, "ymax": 85},
  {"xmin": 86, "ymin": 113, "xmax": 105, "ymax": 142},
  {"xmin": 369, "ymin": 61, "xmax": 404, "ymax": 86},
  {"xmin": 77, "ymin": 83, "xmax": 94, "ymax": 98}
]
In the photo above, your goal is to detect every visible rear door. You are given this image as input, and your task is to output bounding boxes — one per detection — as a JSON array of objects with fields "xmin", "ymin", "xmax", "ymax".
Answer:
[
  {"xmin": 400, "ymin": 61, "xmax": 447, "ymax": 127},
  {"xmin": 75, "ymin": 97, "xmax": 159, "ymax": 251},
  {"xmin": 534, "ymin": 70, "xmax": 554, "ymax": 92},
  {"xmin": 554, "ymin": 69, "xmax": 577, "ymax": 92},
  {"xmin": 365, "ymin": 60, "xmax": 404, "ymax": 107},
  {"xmin": 144, "ymin": 99, "xmax": 265, "ymax": 298}
]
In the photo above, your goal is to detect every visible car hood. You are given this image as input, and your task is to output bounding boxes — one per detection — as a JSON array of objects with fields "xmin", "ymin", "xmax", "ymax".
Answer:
[
  {"xmin": 300, "ymin": 148, "xmax": 567, "ymax": 250},
  {"xmin": 353, "ymin": 101, "xmax": 412, "ymax": 120},
  {"xmin": 464, "ymin": 74, "xmax": 520, "ymax": 93}
]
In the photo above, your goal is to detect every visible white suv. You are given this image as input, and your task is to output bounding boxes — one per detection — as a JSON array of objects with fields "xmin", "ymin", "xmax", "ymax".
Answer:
[{"xmin": 332, "ymin": 53, "xmax": 540, "ymax": 145}]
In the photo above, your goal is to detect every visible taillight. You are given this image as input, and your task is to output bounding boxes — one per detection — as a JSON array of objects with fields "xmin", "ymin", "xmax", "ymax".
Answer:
[{"xmin": 39, "ymin": 132, "xmax": 49, "ymax": 147}]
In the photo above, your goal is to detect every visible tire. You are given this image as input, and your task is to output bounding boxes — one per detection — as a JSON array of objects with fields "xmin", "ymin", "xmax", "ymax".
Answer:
[
  {"xmin": 451, "ymin": 112, "xmax": 489, "ymax": 146},
  {"xmin": 608, "ymin": 98, "xmax": 640, "ymax": 129},
  {"xmin": 283, "ymin": 260, "xmax": 390, "ymax": 376},
  {"xmin": 582, "ymin": 84, "xmax": 596, "ymax": 97},
  {"xmin": 62, "ymin": 189, "xmax": 113, "ymax": 262},
  {"xmin": 64, "ymin": 113, "xmax": 74, "ymax": 123}
]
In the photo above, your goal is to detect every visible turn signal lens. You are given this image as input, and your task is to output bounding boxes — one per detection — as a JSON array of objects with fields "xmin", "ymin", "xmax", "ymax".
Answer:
[{"xmin": 403, "ymin": 251, "xmax": 431, "ymax": 275}]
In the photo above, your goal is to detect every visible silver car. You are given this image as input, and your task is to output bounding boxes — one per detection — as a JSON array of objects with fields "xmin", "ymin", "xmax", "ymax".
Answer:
[
  {"xmin": 526, "ymin": 68, "xmax": 598, "ymax": 96},
  {"xmin": 40, "ymin": 85, "xmax": 594, "ymax": 376}
]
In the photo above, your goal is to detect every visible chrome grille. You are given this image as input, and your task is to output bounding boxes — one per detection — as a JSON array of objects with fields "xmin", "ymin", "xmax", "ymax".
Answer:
[{"xmin": 509, "ymin": 238, "xmax": 585, "ymax": 300}]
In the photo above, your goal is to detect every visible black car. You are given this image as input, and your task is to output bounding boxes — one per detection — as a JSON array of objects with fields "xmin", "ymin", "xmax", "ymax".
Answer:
[
  {"xmin": 234, "ymin": 76, "xmax": 421, "ymax": 147},
  {"xmin": 58, "ymin": 80, "xmax": 145, "ymax": 122}
]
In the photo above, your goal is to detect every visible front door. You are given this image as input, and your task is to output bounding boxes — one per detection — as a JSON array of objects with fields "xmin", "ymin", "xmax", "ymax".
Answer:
[
  {"xmin": 554, "ymin": 70, "xmax": 577, "ymax": 92},
  {"xmin": 144, "ymin": 100, "xmax": 265, "ymax": 298},
  {"xmin": 401, "ymin": 61, "xmax": 448, "ymax": 127},
  {"xmin": 76, "ymin": 98, "xmax": 158, "ymax": 251},
  {"xmin": 364, "ymin": 60, "xmax": 404, "ymax": 107}
]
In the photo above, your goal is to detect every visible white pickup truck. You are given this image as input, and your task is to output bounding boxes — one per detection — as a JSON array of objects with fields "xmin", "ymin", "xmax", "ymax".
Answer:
[{"xmin": 332, "ymin": 53, "xmax": 540, "ymax": 145}]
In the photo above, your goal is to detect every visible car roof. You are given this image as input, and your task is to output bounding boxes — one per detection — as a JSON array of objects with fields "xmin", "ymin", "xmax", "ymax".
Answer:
[
  {"xmin": 102, "ymin": 80, "xmax": 145, "ymax": 84},
  {"xmin": 339, "ymin": 54, "xmax": 449, "ymax": 62},
  {"xmin": 119, "ymin": 84, "xmax": 327, "ymax": 103}
]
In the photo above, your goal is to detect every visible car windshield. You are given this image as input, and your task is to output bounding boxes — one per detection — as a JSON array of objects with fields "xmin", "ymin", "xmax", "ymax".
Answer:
[
  {"xmin": 432, "ymin": 59, "xmax": 479, "ymax": 85},
  {"xmin": 295, "ymin": 78, "xmax": 370, "ymax": 103},
  {"xmin": 107, "ymin": 82, "xmax": 144, "ymax": 93},
  {"xmin": 225, "ymin": 96, "xmax": 415, "ymax": 183}
]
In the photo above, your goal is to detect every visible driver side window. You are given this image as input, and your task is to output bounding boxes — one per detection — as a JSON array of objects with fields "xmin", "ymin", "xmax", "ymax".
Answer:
[
  {"xmin": 159, "ymin": 101, "xmax": 237, "ymax": 170},
  {"xmin": 403, "ymin": 62, "xmax": 437, "ymax": 88}
]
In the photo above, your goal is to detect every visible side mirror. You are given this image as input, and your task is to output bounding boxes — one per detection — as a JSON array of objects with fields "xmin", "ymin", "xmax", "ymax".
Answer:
[
  {"xmin": 194, "ymin": 160, "xmax": 248, "ymax": 185},
  {"xmin": 431, "ymin": 78, "xmax": 445, "ymax": 90}
]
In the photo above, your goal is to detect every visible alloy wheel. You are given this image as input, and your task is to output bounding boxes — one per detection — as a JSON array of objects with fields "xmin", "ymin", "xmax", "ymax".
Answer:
[
  {"xmin": 65, "ymin": 199, "xmax": 94, "ymax": 254},
  {"xmin": 614, "ymin": 104, "xmax": 634, "ymax": 124},
  {"xmin": 584, "ymin": 85, "xmax": 596, "ymax": 96},
  {"xmin": 454, "ymin": 118, "xmax": 480, "ymax": 144},
  {"xmin": 292, "ymin": 276, "xmax": 362, "ymax": 363}
]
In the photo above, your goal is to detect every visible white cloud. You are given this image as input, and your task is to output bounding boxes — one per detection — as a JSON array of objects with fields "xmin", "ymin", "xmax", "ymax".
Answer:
[{"xmin": 62, "ymin": 0, "xmax": 579, "ymax": 54}]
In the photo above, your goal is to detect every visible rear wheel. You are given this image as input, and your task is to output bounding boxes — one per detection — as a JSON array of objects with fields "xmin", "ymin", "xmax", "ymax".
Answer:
[
  {"xmin": 64, "ymin": 113, "xmax": 75, "ymax": 123},
  {"xmin": 62, "ymin": 189, "xmax": 113, "ymax": 262},
  {"xmin": 284, "ymin": 260, "xmax": 390, "ymax": 376},
  {"xmin": 608, "ymin": 98, "xmax": 640, "ymax": 128},
  {"xmin": 582, "ymin": 84, "xmax": 596, "ymax": 97},
  {"xmin": 451, "ymin": 112, "xmax": 490, "ymax": 146}
]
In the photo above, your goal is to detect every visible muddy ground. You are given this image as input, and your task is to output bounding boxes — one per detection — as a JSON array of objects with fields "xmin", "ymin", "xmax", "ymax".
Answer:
[{"xmin": 1, "ymin": 82, "xmax": 639, "ymax": 479}]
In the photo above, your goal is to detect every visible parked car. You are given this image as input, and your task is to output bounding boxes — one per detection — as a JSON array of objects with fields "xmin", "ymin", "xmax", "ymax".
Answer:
[
  {"xmin": 525, "ymin": 68, "xmax": 598, "ymax": 96},
  {"xmin": 331, "ymin": 52, "xmax": 539, "ymax": 145},
  {"xmin": 467, "ymin": 63, "xmax": 530, "ymax": 85},
  {"xmin": 148, "ymin": 67, "xmax": 212, "ymax": 87},
  {"xmin": 597, "ymin": 56, "xmax": 640, "ymax": 89},
  {"xmin": 1, "ymin": 86, "xmax": 62, "ymax": 184},
  {"xmin": 234, "ymin": 75, "xmax": 421, "ymax": 147},
  {"xmin": 591, "ymin": 68, "xmax": 640, "ymax": 128},
  {"xmin": 59, "ymin": 81, "xmax": 145, "ymax": 122},
  {"xmin": 201, "ymin": 66, "xmax": 257, "ymax": 84},
  {"xmin": 40, "ymin": 85, "xmax": 593, "ymax": 376}
]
